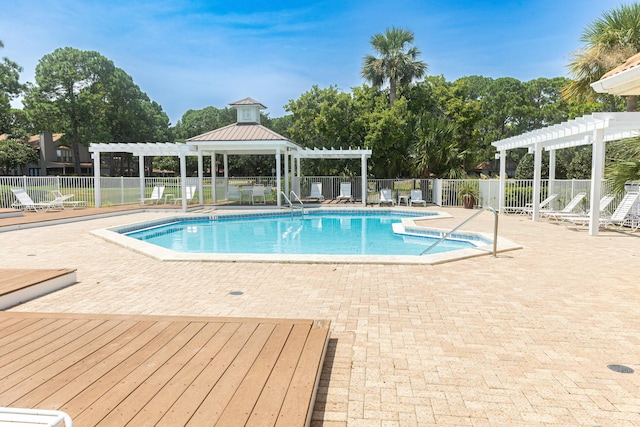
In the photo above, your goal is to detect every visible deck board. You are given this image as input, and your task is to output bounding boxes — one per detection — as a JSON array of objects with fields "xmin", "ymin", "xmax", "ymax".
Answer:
[{"xmin": 0, "ymin": 312, "xmax": 330, "ymax": 427}]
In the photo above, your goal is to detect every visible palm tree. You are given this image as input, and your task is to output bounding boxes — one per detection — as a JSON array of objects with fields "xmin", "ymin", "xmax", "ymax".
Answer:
[
  {"xmin": 361, "ymin": 27, "xmax": 427, "ymax": 107},
  {"xmin": 564, "ymin": 4, "xmax": 640, "ymax": 111}
]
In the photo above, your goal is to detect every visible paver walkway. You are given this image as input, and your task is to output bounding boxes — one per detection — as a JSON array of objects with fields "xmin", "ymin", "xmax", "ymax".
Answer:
[{"xmin": 2, "ymin": 208, "xmax": 640, "ymax": 426}]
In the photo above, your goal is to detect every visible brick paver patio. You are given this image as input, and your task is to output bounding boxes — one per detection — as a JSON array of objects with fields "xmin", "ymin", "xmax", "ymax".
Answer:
[{"xmin": 2, "ymin": 207, "xmax": 639, "ymax": 426}]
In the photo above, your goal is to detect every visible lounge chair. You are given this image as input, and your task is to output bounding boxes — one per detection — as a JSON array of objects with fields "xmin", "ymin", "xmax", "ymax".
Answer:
[
  {"xmin": 51, "ymin": 190, "xmax": 87, "ymax": 208},
  {"xmin": 10, "ymin": 188, "xmax": 63, "ymax": 212},
  {"xmin": 410, "ymin": 189, "xmax": 427, "ymax": 207},
  {"xmin": 252, "ymin": 184, "xmax": 266, "ymax": 204},
  {"xmin": 542, "ymin": 192, "xmax": 587, "ymax": 220},
  {"xmin": 140, "ymin": 186, "xmax": 165, "ymax": 204},
  {"xmin": 552, "ymin": 195, "xmax": 614, "ymax": 224},
  {"xmin": 565, "ymin": 192, "xmax": 639, "ymax": 230},
  {"xmin": 379, "ymin": 188, "xmax": 395, "ymax": 206},
  {"xmin": 171, "ymin": 186, "xmax": 197, "ymax": 204},
  {"xmin": 307, "ymin": 182, "xmax": 325, "ymax": 201},
  {"xmin": 505, "ymin": 193, "xmax": 558, "ymax": 215},
  {"xmin": 336, "ymin": 182, "xmax": 353, "ymax": 202}
]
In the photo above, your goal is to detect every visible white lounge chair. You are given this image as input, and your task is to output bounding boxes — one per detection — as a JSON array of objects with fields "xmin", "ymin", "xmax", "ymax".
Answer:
[
  {"xmin": 52, "ymin": 190, "xmax": 87, "ymax": 208},
  {"xmin": 565, "ymin": 192, "xmax": 639, "ymax": 230},
  {"xmin": 379, "ymin": 188, "xmax": 395, "ymax": 206},
  {"xmin": 336, "ymin": 182, "xmax": 353, "ymax": 202},
  {"xmin": 140, "ymin": 186, "xmax": 165, "ymax": 204},
  {"xmin": 171, "ymin": 186, "xmax": 197, "ymax": 204},
  {"xmin": 307, "ymin": 182, "xmax": 325, "ymax": 201},
  {"xmin": 410, "ymin": 189, "xmax": 427, "ymax": 207},
  {"xmin": 553, "ymin": 195, "xmax": 614, "ymax": 224},
  {"xmin": 506, "ymin": 193, "xmax": 558, "ymax": 215},
  {"xmin": 252, "ymin": 184, "xmax": 266, "ymax": 204},
  {"xmin": 542, "ymin": 192, "xmax": 587, "ymax": 220},
  {"xmin": 10, "ymin": 188, "xmax": 63, "ymax": 212}
]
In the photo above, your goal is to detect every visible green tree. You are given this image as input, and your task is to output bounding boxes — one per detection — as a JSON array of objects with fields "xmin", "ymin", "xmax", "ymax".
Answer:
[
  {"xmin": 565, "ymin": 3, "xmax": 640, "ymax": 111},
  {"xmin": 361, "ymin": 27, "xmax": 427, "ymax": 107},
  {"xmin": 606, "ymin": 139, "xmax": 640, "ymax": 193},
  {"xmin": 0, "ymin": 139, "xmax": 38, "ymax": 174},
  {"xmin": 0, "ymin": 40, "xmax": 25, "ymax": 134},
  {"xmin": 411, "ymin": 117, "xmax": 465, "ymax": 178},
  {"xmin": 24, "ymin": 47, "xmax": 116, "ymax": 174}
]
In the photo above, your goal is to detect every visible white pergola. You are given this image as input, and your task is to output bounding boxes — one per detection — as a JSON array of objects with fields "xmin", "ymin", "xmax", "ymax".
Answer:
[
  {"xmin": 88, "ymin": 98, "xmax": 372, "ymax": 211},
  {"xmin": 492, "ymin": 112, "xmax": 640, "ymax": 235}
]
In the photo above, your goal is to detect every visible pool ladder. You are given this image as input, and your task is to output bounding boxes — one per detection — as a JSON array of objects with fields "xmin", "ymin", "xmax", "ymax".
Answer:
[
  {"xmin": 421, "ymin": 207, "xmax": 499, "ymax": 257},
  {"xmin": 281, "ymin": 191, "xmax": 305, "ymax": 217}
]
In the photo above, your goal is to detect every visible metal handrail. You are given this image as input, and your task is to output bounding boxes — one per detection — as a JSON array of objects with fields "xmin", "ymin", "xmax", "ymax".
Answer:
[
  {"xmin": 281, "ymin": 191, "xmax": 305, "ymax": 216},
  {"xmin": 421, "ymin": 207, "xmax": 499, "ymax": 257}
]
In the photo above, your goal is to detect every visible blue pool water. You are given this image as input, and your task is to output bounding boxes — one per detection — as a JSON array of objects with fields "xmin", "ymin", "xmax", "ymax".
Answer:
[{"xmin": 124, "ymin": 212, "xmax": 478, "ymax": 256}]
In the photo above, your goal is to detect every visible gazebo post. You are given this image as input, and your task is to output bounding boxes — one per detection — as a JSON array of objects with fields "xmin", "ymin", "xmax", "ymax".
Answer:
[
  {"xmin": 211, "ymin": 151, "xmax": 216, "ymax": 204},
  {"xmin": 284, "ymin": 149, "xmax": 289, "ymax": 199},
  {"xmin": 276, "ymin": 148, "xmax": 282, "ymax": 207},
  {"xmin": 197, "ymin": 152, "xmax": 204, "ymax": 205}
]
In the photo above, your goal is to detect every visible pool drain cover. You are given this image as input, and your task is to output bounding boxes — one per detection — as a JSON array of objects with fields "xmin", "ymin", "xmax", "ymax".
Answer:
[
  {"xmin": 229, "ymin": 291, "xmax": 244, "ymax": 296},
  {"xmin": 607, "ymin": 364, "xmax": 634, "ymax": 374}
]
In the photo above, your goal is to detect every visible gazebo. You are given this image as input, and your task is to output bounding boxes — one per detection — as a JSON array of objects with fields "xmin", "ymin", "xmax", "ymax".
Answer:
[
  {"xmin": 492, "ymin": 58, "xmax": 640, "ymax": 235},
  {"xmin": 89, "ymin": 98, "xmax": 372, "ymax": 211}
]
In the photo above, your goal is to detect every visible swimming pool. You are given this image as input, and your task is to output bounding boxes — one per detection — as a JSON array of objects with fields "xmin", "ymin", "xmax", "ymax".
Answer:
[
  {"xmin": 92, "ymin": 208, "xmax": 520, "ymax": 264},
  {"xmin": 124, "ymin": 211, "xmax": 476, "ymax": 256}
]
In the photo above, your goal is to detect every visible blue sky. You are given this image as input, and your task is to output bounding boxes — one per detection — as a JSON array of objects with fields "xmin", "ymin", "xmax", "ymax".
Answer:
[{"xmin": 0, "ymin": 0, "xmax": 629, "ymax": 125}]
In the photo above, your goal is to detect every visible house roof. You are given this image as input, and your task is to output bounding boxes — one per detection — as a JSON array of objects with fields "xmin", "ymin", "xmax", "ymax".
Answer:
[
  {"xmin": 591, "ymin": 51, "xmax": 640, "ymax": 95},
  {"xmin": 0, "ymin": 133, "xmax": 63, "ymax": 149},
  {"xmin": 601, "ymin": 51, "xmax": 640, "ymax": 79}
]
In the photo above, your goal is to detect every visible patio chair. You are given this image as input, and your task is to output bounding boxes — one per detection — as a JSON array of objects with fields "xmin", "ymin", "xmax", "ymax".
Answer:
[
  {"xmin": 52, "ymin": 190, "xmax": 87, "ymax": 208},
  {"xmin": 252, "ymin": 184, "xmax": 266, "ymax": 204},
  {"xmin": 336, "ymin": 182, "xmax": 353, "ymax": 202},
  {"xmin": 171, "ymin": 185, "xmax": 197, "ymax": 204},
  {"xmin": 379, "ymin": 188, "xmax": 395, "ymax": 206},
  {"xmin": 565, "ymin": 192, "xmax": 639, "ymax": 230},
  {"xmin": 10, "ymin": 188, "xmax": 63, "ymax": 212},
  {"xmin": 307, "ymin": 182, "xmax": 325, "ymax": 201},
  {"xmin": 542, "ymin": 192, "xmax": 587, "ymax": 220},
  {"xmin": 140, "ymin": 186, "xmax": 165, "ymax": 204},
  {"xmin": 409, "ymin": 189, "xmax": 427, "ymax": 207}
]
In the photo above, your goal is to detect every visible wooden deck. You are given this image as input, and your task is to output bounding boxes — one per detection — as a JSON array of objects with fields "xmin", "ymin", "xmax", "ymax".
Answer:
[
  {"xmin": 0, "ymin": 269, "xmax": 77, "ymax": 310},
  {"xmin": 0, "ymin": 311, "xmax": 330, "ymax": 426}
]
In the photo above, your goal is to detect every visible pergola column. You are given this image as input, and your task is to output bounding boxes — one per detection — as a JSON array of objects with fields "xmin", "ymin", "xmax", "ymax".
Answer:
[
  {"xmin": 498, "ymin": 150, "xmax": 506, "ymax": 213},
  {"xmin": 139, "ymin": 155, "xmax": 146, "ymax": 202},
  {"xmin": 589, "ymin": 130, "xmax": 605, "ymax": 235},
  {"xmin": 92, "ymin": 151, "xmax": 102, "ymax": 208},
  {"xmin": 211, "ymin": 151, "xmax": 216, "ymax": 203},
  {"xmin": 179, "ymin": 153, "xmax": 187, "ymax": 212},
  {"xmin": 531, "ymin": 141, "xmax": 543, "ymax": 221},
  {"xmin": 548, "ymin": 149, "xmax": 556, "ymax": 197}
]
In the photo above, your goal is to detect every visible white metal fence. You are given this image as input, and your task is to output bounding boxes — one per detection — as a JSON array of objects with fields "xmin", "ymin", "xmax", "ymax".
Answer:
[{"xmin": 0, "ymin": 175, "xmax": 621, "ymax": 212}]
